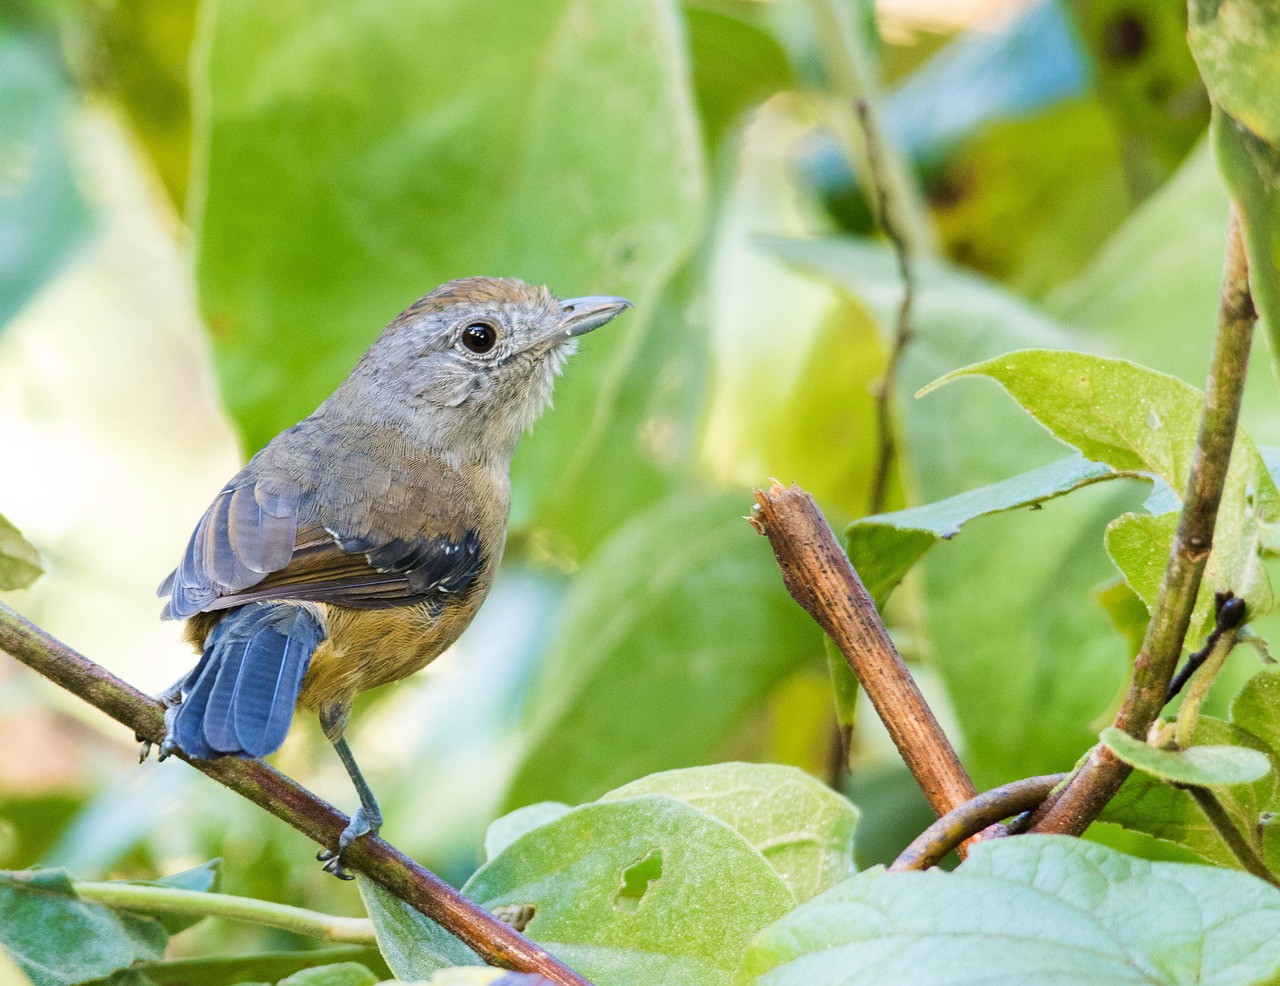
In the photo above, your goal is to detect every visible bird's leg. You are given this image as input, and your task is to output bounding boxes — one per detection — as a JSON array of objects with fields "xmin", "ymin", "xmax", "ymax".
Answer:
[
  {"xmin": 315, "ymin": 704, "xmax": 382, "ymax": 880},
  {"xmin": 139, "ymin": 679, "xmax": 185, "ymax": 763}
]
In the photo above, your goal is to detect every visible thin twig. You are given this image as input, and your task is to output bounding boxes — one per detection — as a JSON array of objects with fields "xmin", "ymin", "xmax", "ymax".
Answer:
[
  {"xmin": 74, "ymin": 881, "xmax": 377, "ymax": 944},
  {"xmin": 0, "ymin": 603, "xmax": 591, "ymax": 986},
  {"xmin": 856, "ymin": 97, "xmax": 917, "ymax": 517},
  {"xmin": 1031, "ymin": 206, "xmax": 1257, "ymax": 836},
  {"xmin": 889, "ymin": 774, "xmax": 1066, "ymax": 873},
  {"xmin": 1166, "ymin": 591, "xmax": 1245, "ymax": 705},
  {"xmin": 1184, "ymin": 786, "xmax": 1280, "ymax": 888},
  {"xmin": 751, "ymin": 483, "xmax": 978, "ymax": 821}
]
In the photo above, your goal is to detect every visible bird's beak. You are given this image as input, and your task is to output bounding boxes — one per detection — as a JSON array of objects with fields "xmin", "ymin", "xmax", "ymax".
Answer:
[{"xmin": 542, "ymin": 296, "xmax": 632, "ymax": 348}]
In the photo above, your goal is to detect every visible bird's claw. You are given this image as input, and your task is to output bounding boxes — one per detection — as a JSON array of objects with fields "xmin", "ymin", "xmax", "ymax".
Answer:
[
  {"xmin": 140, "ymin": 687, "xmax": 184, "ymax": 763},
  {"xmin": 317, "ymin": 805, "xmax": 381, "ymax": 881}
]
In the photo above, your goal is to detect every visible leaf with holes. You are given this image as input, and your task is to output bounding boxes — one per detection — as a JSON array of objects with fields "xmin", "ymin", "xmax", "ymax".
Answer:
[
  {"xmin": 739, "ymin": 836, "xmax": 1280, "ymax": 984},
  {"xmin": 466, "ymin": 795, "xmax": 793, "ymax": 986},
  {"xmin": 601, "ymin": 763, "xmax": 858, "ymax": 904}
]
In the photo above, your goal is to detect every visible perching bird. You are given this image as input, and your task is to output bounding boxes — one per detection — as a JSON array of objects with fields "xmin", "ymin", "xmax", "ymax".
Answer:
[{"xmin": 151, "ymin": 277, "xmax": 630, "ymax": 877}]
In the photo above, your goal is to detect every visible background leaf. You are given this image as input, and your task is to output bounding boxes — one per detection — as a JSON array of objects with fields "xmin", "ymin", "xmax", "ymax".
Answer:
[
  {"xmin": 192, "ymin": 0, "xmax": 706, "ymax": 555},
  {"xmin": 0, "ymin": 513, "xmax": 40, "ymax": 590},
  {"xmin": 1188, "ymin": 0, "xmax": 1280, "ymax": 146},
  {"xmin": 503, "ymin": 491, "xmax": 820, "ymax": 809}
]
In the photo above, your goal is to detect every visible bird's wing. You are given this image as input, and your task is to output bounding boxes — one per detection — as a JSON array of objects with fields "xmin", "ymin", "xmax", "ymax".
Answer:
[{"xmin": 159, "ymin": 477, "xmax": 484, "ymax": 619}]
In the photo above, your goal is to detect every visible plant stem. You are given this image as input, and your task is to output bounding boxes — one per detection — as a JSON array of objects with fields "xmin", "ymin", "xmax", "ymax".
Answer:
[
  {"xmin": 802, "ymin": 0, "xmax": 933, "ymax": 258},
  {"xmin": 751, "ymin": 483, "xmax": 978, "ymax": 825},
  {"xmin": 0, "ymin": 602, "xmax": 591, "ymax": 986},
  {"xmin": 74, "ymin": 882, "xmax": 377, "ymax": 944},
  {"xmin": 1185, "ymin": 786, "xmax": 1280, "ymax": 888},
  {"xmin": 1031, "ymin": 206, "xmax": 1257, "ymax": 836},
  {"xmin": 1175, "ymin": 628, "xmax": 1240, "ymax": 749},
  {"xmin": 889, "ymin": 774, "xmax": 1066, "ymax": 873}
]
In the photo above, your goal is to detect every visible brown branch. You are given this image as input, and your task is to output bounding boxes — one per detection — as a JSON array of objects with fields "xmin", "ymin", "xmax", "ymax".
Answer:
[
  {"xmin": 889, "ymin": 774, "xmax": 1066, "ymax": 873},
  {"xmin": 857, "ymin": 97, "xmax": 916, "ymax": 518},
  {"xmin": 751, "ymin": 482, "xmax": 978, "ymax": 821},
  {"xmin": 1030, "ymin": 205, "xmax": 1257, "ymax": 836},
  {"xmin": 0, "ymin": 603, "xmax": 591, "ymax": 986}
]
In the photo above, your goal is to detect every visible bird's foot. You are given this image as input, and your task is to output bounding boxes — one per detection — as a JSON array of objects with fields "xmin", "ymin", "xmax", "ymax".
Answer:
[
  {"xmin": 140, "ymin": 684, "xmax": 184, "ymax": 763},
  {"xmin": 316, "ymin": 805, "xmax": 382, "ymax": 880}
]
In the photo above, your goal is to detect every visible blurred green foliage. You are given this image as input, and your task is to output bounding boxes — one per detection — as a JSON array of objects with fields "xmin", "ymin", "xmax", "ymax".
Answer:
[{"xmin": 5, "ymin": 0, "xmax": 1280, "ymax": 982}]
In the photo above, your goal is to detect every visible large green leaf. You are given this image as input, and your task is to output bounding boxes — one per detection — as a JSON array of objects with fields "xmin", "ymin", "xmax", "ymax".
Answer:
[
  {"xmin": 277, "ymin": 965, "xmax": 378, "ymax": 986},
  {"xmin": 847, "ymin": 454, "xmax": 1121, "ymax": 605},
  {"xmin": 115, "ymin": 859, "xmax": 221, "ymax": 935},
  {"xmin": 0, "ymin": 513, "xmax": 40, "ymax": 590},
  {"xmin": 130, "ymin": 947, "xmax": 390, "ymax": 986},
  {"xmin": 192, "ymin": 0, "xmax": 706, "ymax": 552},
  {"xmin": 739, "ymin": 835, "xmax": 1280, "ymax": 985},
  {"xmin": 0, "ymin": 32, "xmax": 92, "ymax": 333},
  {"xmin": 1188, "ymin": 0, "xmax": 1280, "ymax": 147},
  {"xmin": 601, "ymin": 763, "xmax": 858, "ymax": 903},
  {"xmin": 465, "ymin": 795, "xmax": 793, "ymax": 986},
  {"xmin": 503, "ymin": 490, "xmax": 820, "ymax": 809},
  {"xmin": 0, "ymin": 870, "xmax": 167, "ymax": 986},
  {"xmin": 929, "ymin": 348, "xmax": 1280, "ymax": 634},
  {"xmin": 484, "ymin": 803, "xmax": 571, "ymax": 863},
  {"xmin": 768, "ymin": 237, "xmax": 1136, "ymax": 787}
]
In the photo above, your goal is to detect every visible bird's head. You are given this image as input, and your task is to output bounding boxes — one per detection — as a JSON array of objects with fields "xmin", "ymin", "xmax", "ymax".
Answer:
[{"xmin": 341, "ymin": 276, "xmax": 631, "ymax": 457}]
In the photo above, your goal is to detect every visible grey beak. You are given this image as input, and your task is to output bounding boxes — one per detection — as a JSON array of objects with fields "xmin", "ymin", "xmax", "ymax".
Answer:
[{"xmin": 553, "ymin": 295, "xmax": 632, "ymax": 342}]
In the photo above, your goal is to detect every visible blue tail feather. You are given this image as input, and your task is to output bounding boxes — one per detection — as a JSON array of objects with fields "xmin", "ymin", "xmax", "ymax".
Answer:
[{"xmin": 172, "ymin": 603, "xmax": 325, "ymax": 759}]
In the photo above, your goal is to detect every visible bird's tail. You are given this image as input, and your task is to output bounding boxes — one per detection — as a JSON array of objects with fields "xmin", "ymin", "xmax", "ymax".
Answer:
[{"xmin": 171, "ymin": 602, "xmax": 326, "ymax": 760}]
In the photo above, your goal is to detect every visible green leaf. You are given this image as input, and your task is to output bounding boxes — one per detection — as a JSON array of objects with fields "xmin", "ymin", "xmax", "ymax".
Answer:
[
  {"xmin": 921, "ymin": 349, "xmax": 1206, "ymax": 486},
  {"xmin": 484, "ymin": 803, "xmax": 571, "ymax": 863},
  {"xmin": 130, "ymin": 948, "xmax": 390, "ymax": 986},
  {"xmin": 1100, "ymin": 726, "xmax": 1271, "ymax": 786},
  {"xmin": 846, "ymin": 454, "xmax": 1119, "ymax": 605},
  {"xmin": 929, "ymin": 348, "xmax": 1280, "ymax": 631},
  {"xmin": 0, "ymin": 513, "xmax": 40, "ymax": 591},
  {"xmin": 277, "ymin": 965, "xmax": 377, "ymax": 986},
  {"xmin": 193, "ymin": 0, "xmax": 705, "ymax": 553},
  {"xmin": 0, "ymin": 33, "xmax": 92, "ymax": 332},
  {"xmin": 422, "ymin": 971, "xmax": 556, "ymax": 986},
  {"xmin": 1101, "ymin": 670, "xmax": 1280, "ymax": 870},
  {"xmin": 116, "ymin": 860, "xmax": 221, "ymax": 934},
  {"xmin": 1189, "ymin": 0, "xmax": 1280, "ymax": 146},
  {"xmin": 601, "ymin": 763, "xmax": 858, "ymax": 903},
  {"xmin": 503, "ymin": 490, "xmax": 820, "ymax": 809},
  {"xmin": 356, "ymin": 879, "xmax": 479, "ymax": 980},
  {"xmin": 683, "ymin": 2, "xmax": 792, "ymax": 153},
  {"xmin": 466, "ymin": 796, "xmax": 793, "ymax": 986},
  {"xmin": 739, "ymin": 835, "xmax": 1280, "ymax": 984},
  {"xmin": 1213, "ymin": 108, "xmax": 1280, "ymax": 382},
  {"xmin": 0, "ymin": 869, "xmax": 167, "ymax": 986}
]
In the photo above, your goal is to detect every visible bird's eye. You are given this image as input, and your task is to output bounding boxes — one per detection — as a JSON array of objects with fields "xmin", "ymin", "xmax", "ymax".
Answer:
[{"xmin": 461, "ymin": 322, "xmax": 498, "ymax": 354}]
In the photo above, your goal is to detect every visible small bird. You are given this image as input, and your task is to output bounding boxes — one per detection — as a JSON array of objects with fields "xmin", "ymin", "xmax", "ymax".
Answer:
[{"xmin": 151, "ymin": 277, "xmax": 630, "ymax": 877}]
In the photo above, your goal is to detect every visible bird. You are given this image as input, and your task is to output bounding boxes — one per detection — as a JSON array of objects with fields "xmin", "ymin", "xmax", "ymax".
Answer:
[{"xmin": 149, "ymin": 276, "xmax": 631, "ymax": 877}]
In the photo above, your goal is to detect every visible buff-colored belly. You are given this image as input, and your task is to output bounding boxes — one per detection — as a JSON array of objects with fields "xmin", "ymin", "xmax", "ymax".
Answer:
[{"xmin": 296, "ymin": 596, "xmax": 481, "ymax": 713}]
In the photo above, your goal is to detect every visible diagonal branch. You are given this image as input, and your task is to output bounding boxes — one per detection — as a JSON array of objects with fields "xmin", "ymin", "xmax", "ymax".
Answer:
[
  {"xmin": 751, "ymin": 483, "xmax": 978, "ymax": 821},
  {"xmin": 1030, "ymin": 205, "xmax": 1257, "ymax": 836},
  {"xmin": 0, "ymin": 602, "xmax": 591, "ymax": 986}
]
